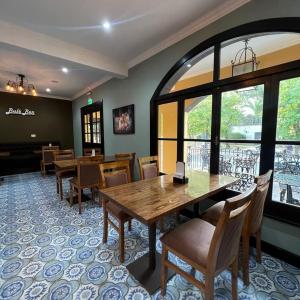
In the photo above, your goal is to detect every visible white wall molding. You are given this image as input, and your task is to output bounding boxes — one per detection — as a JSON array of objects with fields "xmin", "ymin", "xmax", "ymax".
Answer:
[
  {"xmin": 0, "ymin": 20, "xmax": 128, "ymax": 77},
  {"xmin": 128, "ymin": 0, "xmax": 250, "ymax": 68}
]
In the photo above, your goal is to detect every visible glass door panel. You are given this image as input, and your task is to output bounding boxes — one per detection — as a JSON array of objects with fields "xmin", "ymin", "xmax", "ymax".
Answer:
[
  {"xmin": 219, "ymin": 85, "xmax": 264, "ymax": 191},
  {"xmin": 184, "ymin": 95, "xmax": 212, "ymax": 172},
  {"xmin": 273, "ymin": 76, "xmax": 300, "ymax": 207}
]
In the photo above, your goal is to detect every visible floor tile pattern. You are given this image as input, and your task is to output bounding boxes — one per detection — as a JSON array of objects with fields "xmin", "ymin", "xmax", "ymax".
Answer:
[{"xmin": 0, "ymin": 172, "xmax": 299, "ymax": 299}]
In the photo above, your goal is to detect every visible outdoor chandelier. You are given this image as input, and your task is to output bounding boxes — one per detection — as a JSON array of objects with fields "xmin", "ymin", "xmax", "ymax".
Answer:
[
  {"xmin": 5, "ymin": 74, "xmax": 37, "ymax": 96},
  {"xmin": 231, "ymin": 39, "xmax": 259, "ymax": 76}
]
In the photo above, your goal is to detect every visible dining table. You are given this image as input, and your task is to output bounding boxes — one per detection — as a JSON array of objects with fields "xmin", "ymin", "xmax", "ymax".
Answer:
[{"xmin": 99, "ymin": 170, "xmax": 238, "ymax": 294}]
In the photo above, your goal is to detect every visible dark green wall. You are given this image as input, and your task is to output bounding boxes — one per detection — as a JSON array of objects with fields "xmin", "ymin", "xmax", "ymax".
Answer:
[{"xmin": 0, "ymin": 92, "xmax": 73, "ymax": 148}]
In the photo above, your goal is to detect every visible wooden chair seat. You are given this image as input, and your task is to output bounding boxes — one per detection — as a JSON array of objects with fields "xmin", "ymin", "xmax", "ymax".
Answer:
[
  {"xmin": 106, "ymin": 201, "xmax": 132, "ymax": 220},
  {"xmin": 161, "ymin": 218, "xmax": 215, "ymax": 267}
]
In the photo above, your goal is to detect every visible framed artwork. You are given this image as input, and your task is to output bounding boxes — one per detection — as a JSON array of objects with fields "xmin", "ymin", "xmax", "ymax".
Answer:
[{"xmin": 112, "ymin": 104, "xmax": 135, "ymax": 134}]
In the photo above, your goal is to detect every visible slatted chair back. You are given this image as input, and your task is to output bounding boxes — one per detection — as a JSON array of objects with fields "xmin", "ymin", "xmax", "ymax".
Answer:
[
  {"xmin": 115, "ymin": 153, "xmax": 135, "ymax": 178},
  {"xmin": 100, "ymin": 160, "xmax": 131, "ymax": 188},
  {"xmin": 138, "ymin": 155, "xmax": 159, "ymax": 180},
  {"xmin": 208, "ymin": 184, "xmax": 256, "ymax": 273},
  {"xmin": 53, "ymin": 149, "xmax": 75, "ymax": 161}
]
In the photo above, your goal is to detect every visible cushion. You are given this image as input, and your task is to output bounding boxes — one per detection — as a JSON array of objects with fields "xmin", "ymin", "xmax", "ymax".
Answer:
[
  {"xmin": 105, "ymin": 172, "xmax": 128, "ymax": 187},
  {"xmin": 201, "ymin": 201, "xmax": 225, "ymax": 226},
  {"xmin": 142, "ymin": 164, "xmax": 158, "ymax": 179},
  {"xmin": 161, "ymin": 218, "xmax": 215, "ymax": 267}
]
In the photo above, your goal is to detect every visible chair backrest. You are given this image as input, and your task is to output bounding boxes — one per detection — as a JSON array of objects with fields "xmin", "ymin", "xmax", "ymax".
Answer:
[
  {"xmin": 115, "ymin": 153, "xmax": 136, "ymax": 178},
  {"xmin": 53, "ymin": 149, "xmax": 75, "ymax": 161},
  {"xmin": 208, "ymin": 184, "xmax": 256, "ymax": 273},
  {"xmin": 100, "ymin": 160, "xmax": 132, "ymax": 188},
  {"xmin": 138, "ymin": 155, "xmax": 159, "ymax": 180},
  {"xmin": 42, "ymin": 145, "xmax": 59, "ymax": 164},
  {"xmin": 77, "ymin": 156, "xmax": 103, "ymax": 187},
  {"xmin": 246, "ymin": 169, "xmax": 273, "ymax": 234},
  {"xmin": 83, "ymin": 148, "xmax": 101, "ymax": 156}
]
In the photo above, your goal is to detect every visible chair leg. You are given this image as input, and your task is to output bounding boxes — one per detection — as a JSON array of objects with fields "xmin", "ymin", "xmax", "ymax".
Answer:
[
  {"xmin": 128, "ymin": 219, "xmax": 132, "ymax": 231},
  {"xmin": 242, "ymin": 235, "xmax": 250, "ymax": 286},
  {"xmin": 256, "ymin": 229, "xmax": 262, "ymax": 263},
  {"xmin": 56, "ymin": 176, "xmax": 59, "ymax": 194},
  {"xmin": 119, "ymin": 220, "xmax": 125, "ymax": 263},
  {"xmin": 204, "ymin": 275, "xmax": 214, "ymax": 300},
  {"xmin": 69, "ymin": 184, "xmax": 74, "ymax": 207},
  {"xmin": 103, "ymin": 202, "xmax": 108, "ymax": 243},
  {"xmin": 160, "ymin": 245, "xmax": 168, "ymax": 296},
  {"xmin": 231, "ymin": 257, "xmax": 238, "ymax": 300},
  {"xmin": 78, "ymin": 189, "xmax": 82, "ymax": 214},
  {"xmin": 59, "ymin": 178, "xmax": 63, "ymax": 200}
]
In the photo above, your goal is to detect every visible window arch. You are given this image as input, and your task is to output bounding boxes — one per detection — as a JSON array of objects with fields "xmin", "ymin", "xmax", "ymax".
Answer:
[{"xmin": 150, "ymin": 18, "xmax": 300, "ymax": 226}]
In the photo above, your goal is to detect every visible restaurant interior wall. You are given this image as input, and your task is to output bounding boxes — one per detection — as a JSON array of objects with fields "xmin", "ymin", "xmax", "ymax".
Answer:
[{"xmin": 73, "ymin": 0, "xmax": 300, "ymax": 256}]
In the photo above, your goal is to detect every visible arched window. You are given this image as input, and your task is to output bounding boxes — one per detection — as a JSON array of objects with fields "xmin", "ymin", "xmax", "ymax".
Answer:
[{"xmin": 150, "ymin": 18, "xmax": 300, "ymax": 226}]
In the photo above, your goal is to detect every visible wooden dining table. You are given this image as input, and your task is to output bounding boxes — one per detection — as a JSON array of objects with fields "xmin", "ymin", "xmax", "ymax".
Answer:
[{"xmin": 99, "ymin": 170, "xmax": 238, "ymax": 293}]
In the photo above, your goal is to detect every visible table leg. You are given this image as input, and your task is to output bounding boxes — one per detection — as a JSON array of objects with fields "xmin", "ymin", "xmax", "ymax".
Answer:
[
  {"xmin": 126, "ymin": 221, "xmax": 175, "ymax": 294},
  {"xmin": 193, "ymin": 202, "xmax": 200, "ymax": 217}
]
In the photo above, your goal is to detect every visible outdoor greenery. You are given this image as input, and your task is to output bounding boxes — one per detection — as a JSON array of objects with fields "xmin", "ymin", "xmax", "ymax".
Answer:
[{"xmin": 186, "ymin": 78, "xmax": 300, "ymax": 141}]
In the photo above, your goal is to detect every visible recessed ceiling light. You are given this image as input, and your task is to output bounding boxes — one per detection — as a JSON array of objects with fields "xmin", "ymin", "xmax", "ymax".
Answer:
[
  {"xmin": 102, "ymin": 21, "xmax": 111, "ymax": 30},
  {"xmin": 62, "ymin": 67, "xmax": 69, "ymax": 73},
  {"xmin": 187, "ymin": 64, "xmax": 192, "ymax": 68},
  {"xmin": 45, "ymin": 88, "xmax": 51, "ymax": 93}
]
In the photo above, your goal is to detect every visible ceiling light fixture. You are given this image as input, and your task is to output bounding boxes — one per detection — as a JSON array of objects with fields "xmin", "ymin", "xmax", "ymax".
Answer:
[
  {"xmin": 62, "ymin": 67, "xmax": 69, "ymax": 73},
  {"xmin": 45, "ymin": 88, "xmax": 51, "ymax": 93},
  {"xmin": 102, "ymin": 21, "xmax": 111, "ymax": 30},
  {"xmin": 5, "ymin": 74, "xmax": 37, "ymax": 96},
  {"xmin": 187, "ymin": 64, "xmax": 192, "ymax": 68}
]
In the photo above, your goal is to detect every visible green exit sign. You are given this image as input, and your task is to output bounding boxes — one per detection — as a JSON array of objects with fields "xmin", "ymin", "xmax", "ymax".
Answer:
[{"xmin": 87, "ymin": 98, "xmax": 93, "ymax": 105}]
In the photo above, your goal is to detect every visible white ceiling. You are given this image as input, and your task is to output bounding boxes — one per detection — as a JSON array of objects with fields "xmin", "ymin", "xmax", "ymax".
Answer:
[{"xmin": 0, "ymin": 0, "xmax": 249, "ymax": 99}]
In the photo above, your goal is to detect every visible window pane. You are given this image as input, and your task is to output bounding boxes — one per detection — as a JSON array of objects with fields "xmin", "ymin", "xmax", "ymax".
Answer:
[
  {"xmin": 184, "ymin": 141, "xmax": 210, "ymax": 172},
  {"xmin": 276, "ymin": 77, "xmax": 300, "ymax": 141},
  {"xmin": 160, "ymin": 47, "xmax": 214, "ymax": 94},
  {"xmin": 221, "ymin": 85, "xmax": 264, "ymax": 140},
  {"xmin": 184, "ymin": 95, "xmax": 212, "ymax": 139},
  {"xmin": 158, "ymin": 102, "xmax": 177, "ymax": 138},
  {"xmin": 158, "ymin": 140, "xmax": 177, "ymax": 174},
  {"xmin": 220, "ymin": 33, "xmax": 300, "ymax": 80},
  {"xmin": 273, "ymin": 144, "xmax": 300, "ymax": 207},
  {"xmin": 219, "ymin": 143, "xmax": 260, "ymax": 192}
]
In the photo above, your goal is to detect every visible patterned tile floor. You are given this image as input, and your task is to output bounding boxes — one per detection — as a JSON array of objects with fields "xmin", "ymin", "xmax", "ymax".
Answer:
[{"xmin": 0, "ymin": 172, "xmax": 299, "ymax": 300}]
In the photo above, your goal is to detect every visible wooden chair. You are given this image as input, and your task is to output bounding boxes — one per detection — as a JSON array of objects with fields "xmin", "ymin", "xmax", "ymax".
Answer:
[
  {"xmin": 69, "ymin": 156, "xmax": 103, "ymax": 214},
  {"xmin": 138, "ymin": 155, "xmax": 180, "ymax": 230},
  {"xmin": 160, "ymin": 184, "xmax": 256, "ymax": 300},
  {"xmin": 54, "ymin": 149, "xmax": 75, "ymax": 200},
  {"xmin": 100, "ymin": 160, "xmax": 132, "ymax": 263},
  {"xmin": 83, "ymin": 148, "xmax": 101, "ymax": 156},
  {"xmin": 201, "ymin": 170, "xmax": 272, "ymax": 285},
  {"xmin": 115, "ymin": 152, "xmax": 136, "ymax": 179},
  {"xmin": 40, "ymin": 145, "xmax": 59, "ymax": 175}
]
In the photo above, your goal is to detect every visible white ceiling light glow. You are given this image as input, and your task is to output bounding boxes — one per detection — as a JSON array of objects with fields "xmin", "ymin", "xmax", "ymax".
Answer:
[
  {"xmin": 45, "ymin": 88, "xmax": 51, "ymax": 93},
  {"xmin": 61, "ymin": 67, "xmax": 69, "ymax": 73},
  {"xmin": 102, "ymin": 21, "xmax": 111, "ymax": 30}
]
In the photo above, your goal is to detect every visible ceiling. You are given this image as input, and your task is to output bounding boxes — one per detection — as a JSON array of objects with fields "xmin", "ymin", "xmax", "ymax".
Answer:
[{"xmin": 0, "ymin": 0, "xmax": 249, "ymax": 99}]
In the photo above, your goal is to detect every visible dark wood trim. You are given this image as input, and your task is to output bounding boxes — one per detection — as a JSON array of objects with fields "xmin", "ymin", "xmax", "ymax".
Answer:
[
  {"xmin": 250, "ymin": 239, "xmax": 300, "ymax": 269},
  {"xmin": 81, "ymin": 101, "xmax": 105, "ymax": 154},
  {"xmin": 150, "ymin": 18, "xmax": 300, "ymax": 226}
]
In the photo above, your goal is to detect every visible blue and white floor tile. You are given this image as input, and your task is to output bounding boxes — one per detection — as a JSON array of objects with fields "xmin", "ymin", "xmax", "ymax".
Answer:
[{"xmin": 0, "ymin": 172, "xmax": 300, "ymax": 299}]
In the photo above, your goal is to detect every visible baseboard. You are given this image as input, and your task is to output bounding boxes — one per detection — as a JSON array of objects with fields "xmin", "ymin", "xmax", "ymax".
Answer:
[{"xmin": 250, "ymin": 238, "xmax": 300, "ymax": 268}]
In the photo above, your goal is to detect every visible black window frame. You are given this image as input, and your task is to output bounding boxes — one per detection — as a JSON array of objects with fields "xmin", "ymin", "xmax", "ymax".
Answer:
[{"xmin": 150, "ymin": 18, "xmax": 300, "ymax": 227}]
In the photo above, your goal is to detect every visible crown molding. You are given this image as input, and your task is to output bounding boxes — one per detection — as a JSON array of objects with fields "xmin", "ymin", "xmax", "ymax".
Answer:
[
  {"xmin": 71, "ymin": 76, "xmax": 113, "ymax": 100},
  {"xmin": 0, "ymin": 88, "xmax": 71, "ymax": 101},
  {"xmin": 128, "ymin": 0, "xmax": 250, "ymax": 68}
]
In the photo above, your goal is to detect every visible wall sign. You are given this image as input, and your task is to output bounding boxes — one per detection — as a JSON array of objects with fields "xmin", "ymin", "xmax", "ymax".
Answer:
[{"xmin": 5, "ymin": 108, "xmax": 35, "ymax": 116}]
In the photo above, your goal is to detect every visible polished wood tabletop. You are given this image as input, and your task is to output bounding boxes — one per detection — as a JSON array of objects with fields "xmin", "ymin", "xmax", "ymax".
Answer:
[
  {"xmin": 99, "ymin": 171, "xmax": 237, "ymax": 224},
  {"xmin": 54, "ymin": 155, "xmax": 131, "ymax": 169}
]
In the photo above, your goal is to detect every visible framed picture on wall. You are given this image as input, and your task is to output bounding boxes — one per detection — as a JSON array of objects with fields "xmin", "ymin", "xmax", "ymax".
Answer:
[{"xmin": 112, "ymin": 104, "xmax": 135, "ymax": 134}]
